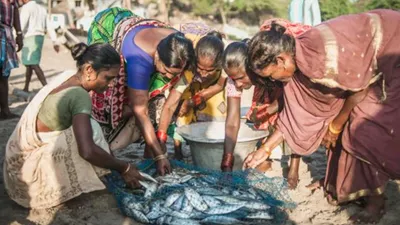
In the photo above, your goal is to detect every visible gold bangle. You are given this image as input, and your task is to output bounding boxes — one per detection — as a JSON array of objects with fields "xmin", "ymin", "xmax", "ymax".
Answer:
[
  {"xmin": 261, "ymin": 146, "xmax": 272, "ymax": 156},
  {"xmin": 153, "ymin": 152, "xmax": 168, "ymax": 161},
  {"xmin": 121, "ymin": 163, "xmax": 131, "ymax": 175},
  {"xmin": 329, "ymin": 122, "xmax": 343, "ymax": 135}
]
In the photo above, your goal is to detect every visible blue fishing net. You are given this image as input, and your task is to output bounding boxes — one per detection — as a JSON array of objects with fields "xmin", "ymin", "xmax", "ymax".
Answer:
[{"xmin": 104, "ymin": 159, "xmax": 296, "ymax": 225}]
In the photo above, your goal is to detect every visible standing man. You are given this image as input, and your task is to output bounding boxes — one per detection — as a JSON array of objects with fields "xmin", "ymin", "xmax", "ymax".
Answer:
[
  {"xmin": 0, "ymin": 0, "xmax": 23, "ymax": 120},
  {"xmin": 289, "ymin": 0, "xmax": 321, "ymax": 26},
  {"xmin": 20, "ymin": 0, "xmax": 59, "ymax": 92}
]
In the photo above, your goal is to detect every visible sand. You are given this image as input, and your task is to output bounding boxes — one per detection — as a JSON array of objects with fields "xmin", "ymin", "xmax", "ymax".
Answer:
[{"xmin": 1, "ymin": 38, "xmax": 399, "ymax": 225}]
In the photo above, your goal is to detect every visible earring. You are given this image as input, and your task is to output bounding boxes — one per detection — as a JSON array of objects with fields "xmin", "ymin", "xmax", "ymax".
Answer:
[{"xmin": 86, "ymin": 76, "xmax": 91, "ymax": 81}]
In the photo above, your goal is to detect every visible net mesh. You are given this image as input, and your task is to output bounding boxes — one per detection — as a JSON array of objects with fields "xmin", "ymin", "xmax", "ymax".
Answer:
[{"xmin": 104, "ymin": 159, "xmax": 296, "ymax": 224}]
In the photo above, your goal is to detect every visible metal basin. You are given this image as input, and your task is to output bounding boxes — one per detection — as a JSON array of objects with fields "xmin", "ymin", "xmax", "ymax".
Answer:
[{"xmin": 177, "ymin": 121, "xmax": 268, "ymax": 170}]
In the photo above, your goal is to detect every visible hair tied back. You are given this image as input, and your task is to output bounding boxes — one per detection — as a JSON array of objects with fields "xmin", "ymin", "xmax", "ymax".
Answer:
[{"xmin": 71, "ymin": 43, "xmax": 89, "ymax": 61}]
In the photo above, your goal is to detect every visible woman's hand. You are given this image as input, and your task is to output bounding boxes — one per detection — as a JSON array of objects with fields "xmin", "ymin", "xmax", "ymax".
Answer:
[
  {"xmin": 242, "ymin": 147, "xmax": 270, "ymax": 170},
  {"xmin": 122, "ymin": 164, "xmax": 143, "ymax": 189},
  {"xmin": 321, "ymin": 123, "xmax": 342, "ymax": 150},
  {"xmin": 156, "ymin": 158, "xmax": 171, "ymax": 176}
]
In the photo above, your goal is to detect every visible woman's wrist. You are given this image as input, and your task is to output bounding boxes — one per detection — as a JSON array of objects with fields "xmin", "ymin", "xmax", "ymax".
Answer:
[
  {"xmin": 329, "ymin": 121, "xmax": 343, "ymax": 134},
  {"xmin": 260, "ymin": 145, "xmax": 272, "ymax": 156},
  {"xmin": 156, "ymin": 130, "xmax": 168, "ymax": 143},
  {"xmin": 121, "ymin": 163, "xmax": 131, "ymax": 175},
  {"xmin": 221, "ymin": 152, "xmax": 234, "ymax": 170},
  {"xmin": 153, "ymin": 152, "xmax": 168, "ymax": 161}
]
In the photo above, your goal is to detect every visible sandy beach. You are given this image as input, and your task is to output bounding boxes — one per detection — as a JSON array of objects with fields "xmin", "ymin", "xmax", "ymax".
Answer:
[{"xmin": 1, "ymin": 38, "xmax": 399, "ymax": 225}]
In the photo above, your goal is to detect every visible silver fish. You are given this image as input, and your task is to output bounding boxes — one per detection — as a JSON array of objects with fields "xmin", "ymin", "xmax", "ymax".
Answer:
[
  {"xmin": 159, "ymin": 177, "xmax": 179, "ymax": 184},
  {"xmin": 205, "ymin": 204, "xmax": 244, "ymax": 215},
  {"xmin": 146, "ymin": 208, "xmax": 166, "ymax": 220},
  {"xmin": 170, "ymin": 195, "xmax": 185, "ymax": 211},
  {"xmin": 142, "ymin": 204, "xmax": 150, "ymax": 214},
  {"xmin": 146, "ymin": 168, "xmax": 157, "ymax": 177},
  {"xmin": 244, "ymin": 202, "xmax": 270, "ymax": 210},
  {"xmin": 140, "ymin": 181, "xmax": 157, "ymax": 199},
  {"xmin": 167, "ymin": 210, "xmax": 191, "ymax": 219},
  {"xmin": 121, "ymin": 196, "xmax": 133, "ymax": 205},
  {"xmin": 201, "ymin": 215, "xmax": 244, "ymax": 224},
  {"xmin": 187, "ymin": 179, "xmax": 203, "ymax": 187},
  {"xmin": 221, "ymin": 187, "xmax": 231, "ymax": 195},
  {"xmin": 163, "ymin": 216, "xmax": 201, "ymax": 225},
  {"xmin": 189, "ymin": 210, "xmax": 207, "ymax": 220},
  {"xmin": 181, "ymin": 196, "xmax": 194, "ymax": 214},
  {"xmin": 179, "ymin": 174, "xmax": 193, "ymax": 183},
  {"xmin": 195, "ymin": 187, "xmax": 225, "ymax": 196},
  {"xmin": 151, "ymin": 199, "xmax": 165, "ymax": 209},
  {"xmin": 201, "ymin": 175, "xmax": 219, "ymax": 184},
  {"xmin": 164, "ymin": 192, "xmax": 182, "ymax": 208},
  {"xmin": 248, "ymin": 188, "xmax": 259, "ymax": 198},
  {"xmin": 202, "ymin": 195, "xmax": 221, "ymax": 208},
  {"xmin": 184, "ymin": 187, "xmax": 208, "ymax": 211},
  {"xmin": 213, "ymin": 196, "xmax": 245, "ymax": 204},
  {"xmin": 231, "ymin": 190, "xmax": 241, "ymax": 197},
  {"xmin": 124, "ymin": 208, "xmax": 150, "ymax": 224},
  {"xmin": 139, "ymin": 171, "xmax": 158, "ymax": 183},
  {"xmin": 156, "ymin": 216, "xmax": 167, "ymax": 225},
  {"xmin": 126, "ymin": 200, "xmax": 144, "ymax": 212},
  {"xmin": 246, "ymin": 211, "xmax": 273, "ymax": 220}
]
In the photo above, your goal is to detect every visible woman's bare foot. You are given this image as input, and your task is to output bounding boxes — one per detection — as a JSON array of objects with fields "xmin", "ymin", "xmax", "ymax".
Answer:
[
  {"xmin": 306, "ymin": 178, "xmax": 324, "ymax": 193},
  {"xmin": 287, "ymin": 154, "xmax": 301, "ymax": 189},
  {"xmin": 349, "ymin": 195, "xmax": 385, "ymax": 224},
  {"xmin": 287, "ymin": 170, "xmax": 299, "ymax": 189}
]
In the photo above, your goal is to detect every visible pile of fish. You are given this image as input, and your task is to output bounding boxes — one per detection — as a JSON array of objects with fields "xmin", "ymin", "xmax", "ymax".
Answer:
[{"xmin": 119, "ymin": 168, "xmax": 275, "ymax": 224}]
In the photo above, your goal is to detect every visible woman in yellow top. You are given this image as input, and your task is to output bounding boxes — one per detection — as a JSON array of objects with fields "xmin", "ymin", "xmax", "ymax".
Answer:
[{"xmin": 157, "ymin": 31, "xmax": 227, "ymax": 158}]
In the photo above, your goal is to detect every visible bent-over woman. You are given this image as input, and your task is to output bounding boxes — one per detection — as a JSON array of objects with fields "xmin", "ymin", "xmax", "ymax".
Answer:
[
  {"xmin": 4, "ymin": 43, "xmax": 144, "ymax": 209},
  {"xmin": 243, "ymin": 10, "xmax": 400, "ymax": 223}
]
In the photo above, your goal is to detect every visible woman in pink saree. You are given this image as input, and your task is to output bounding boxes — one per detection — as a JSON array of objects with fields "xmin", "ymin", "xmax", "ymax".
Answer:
[{"xmin": 243, "ymin": 9, "xmax": 400, "ymax": 223}]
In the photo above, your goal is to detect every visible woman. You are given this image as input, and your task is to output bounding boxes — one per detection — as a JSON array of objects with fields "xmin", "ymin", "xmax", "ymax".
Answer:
[
  {"xmin": 221, "ymin": 19, "xmax": 310, "ymax": 173},
  {"xmin": 243, "ymin": 9, "xmax": 400, "ymax": 223},
  {"xmin": 221, "ymin": 40, "xmax": 282, "ymax": 172},
  {"xmin": 4, "ymin": 43, "xmax": 144, "ymax": 209},
  {"xmin": 88, "ymin": 8, "xmax": 196, "ymax": 173},
  {"xmin": 157, "ymin": 31, "xmax": 228, "ymax": 158}
]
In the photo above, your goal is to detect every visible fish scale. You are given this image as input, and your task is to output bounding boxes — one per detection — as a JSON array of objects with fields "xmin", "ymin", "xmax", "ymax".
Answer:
[
  {"xmin": 164, "ymin": 192, "xmax": 182, "ymax": 208},
  {"xmin": 205, "ymin": 203, "xmax": 244, "ymax": 215},
  {"xmin": 201, "ymin": 215, "xmax": 244, "ymax": 224},
  {"xmin": 184, "ymin": 188, "xmax": 208, "ymax": 211}
]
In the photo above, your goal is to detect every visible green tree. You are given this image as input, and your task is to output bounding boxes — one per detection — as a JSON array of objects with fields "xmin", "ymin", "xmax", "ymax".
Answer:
[
  {"xmin": 320, "ymin": 0, "xmax": 355, "ymax": 21},
  {"xmin": 191, "ymin": 0, "xmax": 217, "ymax": 16},
  {"xmin": 365, "ymin": 0, "xmax": 400, "ymax": 10}
]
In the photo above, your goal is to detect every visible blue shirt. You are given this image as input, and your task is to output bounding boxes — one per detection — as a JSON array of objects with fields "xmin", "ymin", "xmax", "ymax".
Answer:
[{"xmin": 121, "ymin": 25, "xmax": 156, "ymax": 90}]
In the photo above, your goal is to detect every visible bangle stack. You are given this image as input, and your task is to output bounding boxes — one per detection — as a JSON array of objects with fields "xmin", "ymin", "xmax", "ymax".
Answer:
[
  {"xmin": 329, "ymin": 122, "xmax": 343, "ymax": 135},
  {"xmin": 156, "ymin": 130, "xmax": 168, "ymax": 143},
  {"xmin": 221, "ymin": 152, "xmax": 234, "ymax": 170},
  {"xmin": 121, "ymin": 163, "xmax": 131, "ymax": 175},
  {"xmin": 154, "ymin": 152, "xmax": 168, "ymax": 162}
]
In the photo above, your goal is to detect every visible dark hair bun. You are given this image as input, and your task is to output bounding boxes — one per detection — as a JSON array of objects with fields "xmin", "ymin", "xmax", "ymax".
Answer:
[
  {"xmin": 71, "ymin": 43, "xmax": 89, "ymax": 60},
  {"xmin": 206, "ymin": 30, "xmax": 224, "ymax": 40},
  {"xmin": 270, "ymin": 22, "xmax": 287, "ymax": 35}
]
